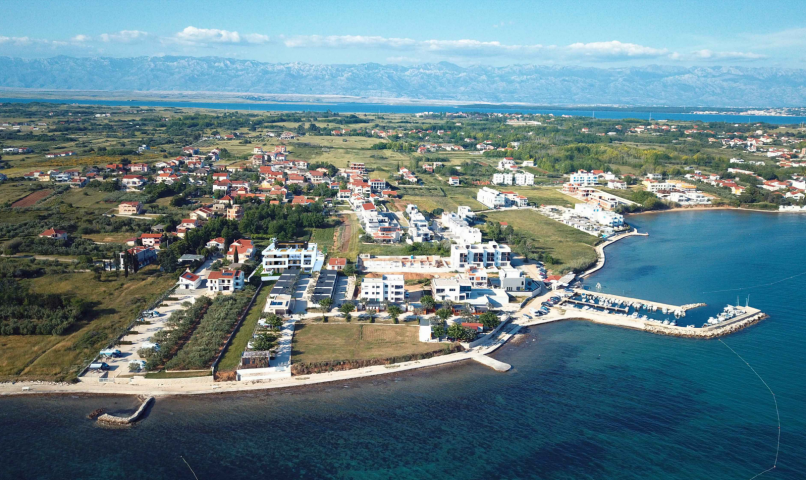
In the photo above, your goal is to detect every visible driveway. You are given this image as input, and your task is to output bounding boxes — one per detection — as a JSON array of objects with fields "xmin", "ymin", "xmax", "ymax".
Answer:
[{"xmin": 332, "ymin": 276, "xmax": 349, "ymax": 306}]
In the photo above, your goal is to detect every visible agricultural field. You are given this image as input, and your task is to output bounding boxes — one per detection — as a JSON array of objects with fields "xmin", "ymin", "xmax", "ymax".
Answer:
[
  {"xmin": 291, "ymin": 323, "xmax": 446, "ymax": 364},
  {"xmin": 0, "ymin": 183, "xmax": 42, "ymax": 205},
  {"xmin": 0, "ymin": 266, "xmax": 176, "ymax": 381},
  {"xmin": 482, "ymin": 209, "xmax": 599, "ymax": 274}
]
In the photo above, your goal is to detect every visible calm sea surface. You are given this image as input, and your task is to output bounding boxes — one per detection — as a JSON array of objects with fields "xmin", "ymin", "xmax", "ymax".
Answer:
[
  {"xmin": 1, "ymin": 97, "xmax": 805, "ymax": 125},
  {"xmin": 1, "ymin": 210, "xmax": 805, "ymax": 479}
]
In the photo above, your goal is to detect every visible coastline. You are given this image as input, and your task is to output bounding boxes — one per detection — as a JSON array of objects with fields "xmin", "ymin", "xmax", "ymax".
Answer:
[
  {"xmin": 0, "ymin": 214, "xmax": 775, "ymax": 399},
  {"xmin": 626, "ymin": 205, "xmax": 791, "ymax": 217}
]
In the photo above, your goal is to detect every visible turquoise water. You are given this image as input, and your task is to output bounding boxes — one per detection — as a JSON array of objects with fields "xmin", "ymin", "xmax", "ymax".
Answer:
[
  {"xmin": 2, "ymin": 97, "xmax": 805, "ymax": 124},
  {"xmin": 1, "ymin": 210, "xmax": 805, "ymax": 479}
]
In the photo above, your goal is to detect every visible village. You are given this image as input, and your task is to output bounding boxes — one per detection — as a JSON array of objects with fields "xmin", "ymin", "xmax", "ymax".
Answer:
[{"xmin": 0, "ymin": 103, "xmax": 801, "ymax": 389}]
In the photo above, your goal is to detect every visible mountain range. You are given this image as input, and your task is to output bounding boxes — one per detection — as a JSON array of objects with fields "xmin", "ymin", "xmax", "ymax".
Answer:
[{"xmin": 0, "ymin": 56, "xmax": 804, "ymax": 107}]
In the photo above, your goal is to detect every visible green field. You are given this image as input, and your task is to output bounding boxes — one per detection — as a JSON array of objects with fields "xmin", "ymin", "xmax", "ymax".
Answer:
[
  {"xmin": 0, "ymin": 183, "xmax": 41, "ymax": 205},
  {"xmin": 291, "ymin": 324, "xmax": 446, "ymax": 364},
  {"xmin": 482, "ymin": 209, "xmax": 599, "ymax": 274},
  {"xmin": 0, "ymin": 266, "xmax": 177, "ymax": 381}
]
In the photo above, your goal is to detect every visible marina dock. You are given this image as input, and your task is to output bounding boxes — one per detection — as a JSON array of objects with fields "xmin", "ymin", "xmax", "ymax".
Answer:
[{"xmin": 522, "ymin": 290, "xmax": 766, "ymax": 339}]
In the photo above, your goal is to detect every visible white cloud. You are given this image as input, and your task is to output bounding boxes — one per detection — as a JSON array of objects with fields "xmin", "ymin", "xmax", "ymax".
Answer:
[
  {"xmin": 567, "ymin": 40, "xmax": 668, "ymax": 58},
  {"xmin": 168, "ymin": 27, "xmax": 269, "ymax": 46},
  {"xmin": 692, "ymin": 49, "xmax": 765, "ymax": 61},
  {"xmin": 283, "ymin": 34, "xmax": 542, "ymax": 57},
  {"xmin": 99, "ymin": 30, "xmax": 149, "ymax": 43},
  {"xmin": 283, "ymin": 35, "xmax": 416, "ymax": 49},
  {"xmin": 243, "ymin": 33, "xmax": 270, "ymax": 44},
  {"xmin": 173, "ymin": 27, "xmax": 242, "ymax": 45},
  {"xmin": 0, "ymin": 36, "xmax": 34, "ymax": 46},
  {"xmin": 71, "ymin": 34, "xmax": 90, "ymax": 43}
]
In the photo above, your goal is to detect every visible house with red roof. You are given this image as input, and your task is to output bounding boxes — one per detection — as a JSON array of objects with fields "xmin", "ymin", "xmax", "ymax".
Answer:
[
  {"xmin": 207, "ymin": 269, "xmax": 245, "ymax": 292},
  {"xmin": 178, "ymin": 270, "xmax": 202, "ymax": 290},
  {"xmin": 327, "ymin": 258, "xmax": 347, "ymax": 271},
  {"xmin": 119, "ymin": 201, "xmax": 142, "ymax": 215},
  {"xmin": 226, "ymin": 239, "xmax": 255, "ymax": 262},
  {"xmin": 39, "ymin": 228, "xmax": 67, "ymax": 241}
]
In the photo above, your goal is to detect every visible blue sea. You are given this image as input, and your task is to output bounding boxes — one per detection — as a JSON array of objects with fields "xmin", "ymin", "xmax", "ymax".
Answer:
[
  {"xmin": 1, "ymin": 210, "xmax": 805, "ymax": 479},
  {"xmin": 1, "ymin": 97, "xmax": 805, "ymax": 125}
]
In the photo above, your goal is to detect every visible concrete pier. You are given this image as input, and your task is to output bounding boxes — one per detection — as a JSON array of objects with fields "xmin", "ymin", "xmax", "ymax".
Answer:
[
  {"xmin": 472, "ymin": 354, "xmax": 511, "ymax": 372},
  {"xmin": 572, "ymin": 289, "xmax": 685, "ymax": 313},
  {"xmin": 97, "ymin": 396, "xmax": 154, "ymax": 425}
]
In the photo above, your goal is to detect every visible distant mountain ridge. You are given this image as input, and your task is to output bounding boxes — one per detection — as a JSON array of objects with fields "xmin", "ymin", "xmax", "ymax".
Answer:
[{"xmin": 0, "ymin": 56, "xmax": 804, "ymax": 107}]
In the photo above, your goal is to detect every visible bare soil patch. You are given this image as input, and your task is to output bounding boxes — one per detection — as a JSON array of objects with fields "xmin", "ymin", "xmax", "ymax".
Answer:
[{"xmin": 12, "ymin": 189, "xmax": 53, "ymax": 208}]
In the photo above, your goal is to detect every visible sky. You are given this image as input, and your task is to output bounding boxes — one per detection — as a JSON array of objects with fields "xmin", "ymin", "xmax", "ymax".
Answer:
[{"xmin": 1, "ymin": 0, "xmax": 805, "ymax": 68}]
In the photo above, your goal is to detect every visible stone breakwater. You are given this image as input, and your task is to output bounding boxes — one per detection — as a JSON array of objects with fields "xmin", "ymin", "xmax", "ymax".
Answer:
[
  {"xmin": 97, "ymin": 396, "xmax": 154, "ymax": 425},
  {"xmin": 643, "ymin": 313, "xmax": 768, "ymax": 338},
  {"xmin": 680, "ymin": 303, "xmax": 706, "ymax": 312}
]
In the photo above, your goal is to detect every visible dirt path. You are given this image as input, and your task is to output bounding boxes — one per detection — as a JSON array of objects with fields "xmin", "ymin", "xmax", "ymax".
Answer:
[{"xmin": 334, "ymin": 215, "xmax": 353, "ymax": 253}]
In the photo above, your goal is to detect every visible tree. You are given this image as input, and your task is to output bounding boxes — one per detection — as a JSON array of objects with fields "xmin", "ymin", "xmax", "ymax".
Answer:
[
  {"xmin": 319, "ymin": 298, "xmax": 333, "ymax": 321},
  {"xmin": 232, "ymin": 247, "xmax": 239, "ymax": 264},
  {"xmin": 252, "ymin": 333, "xmax": 278, "ymax": 351},
  {"xmin": 436, "ymin": 307, "xmax": 453, "ymax": 322},
  {"xmin": 431, "ymin": 321, "xmax": 446, "ymax": 339},
  {"xmin": 447, "ymin": 323, "xmax": 477, "ymax": 342},
  {"xmin": 420, "ymin": 295, "xmax": 436, "ymax": 312},
  {"xmin": 479, "ymin": 312, "xmax": 500, "ymax": 330},
  {"xmin": 342, "ymin": 263, "xmax": 356, "ymax": 276},
  {"xmin": 387, "ymin": 304, "xmax": 403, "ymax": 324},
  {"xmin": 339, "ymin": 302, "xmax": 355, "ymax": 321},
  {"xmin": 266, "ymin": 314, "xmax": 284, "ymax": 331},
  {"xmin": 447, "ymin": 323, "xmax": 465, "ymax": 340}
]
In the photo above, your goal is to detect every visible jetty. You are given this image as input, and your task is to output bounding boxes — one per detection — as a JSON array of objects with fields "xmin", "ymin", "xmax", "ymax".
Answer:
[
  {"xmin": 572, "ymin": 289, "xmax": 685, "ymax": 314},
  {"xmin": 97, "ymin": 396, "xmax": 154, "ymax": 425},
  {"xmin": 472, "ymin": 354, "xmax": 511, "ymax": 372}
]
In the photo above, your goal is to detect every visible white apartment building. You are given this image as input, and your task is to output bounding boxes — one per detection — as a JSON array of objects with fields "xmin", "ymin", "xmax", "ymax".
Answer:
[
  {"xmin": 514, "ymin": 172, "xmax": 535, "ymax": 186},
  {"xmin": 497, "ymin": 158, "xmax": 517, "ymax": 171},
  {"xmin": 261, "ymin": 239, "xmax": 324, "ymax": 273},
  {"xmin": 450, "ymin": 241, "xmax": 512, "ymax": 270},
  {"xmin": 441, "ymin": 211, "xmax": 482, "ymax": 244},
  {"xmin": 568, "ymin": 170, "xmax": 599, "ymax": 186},
  {"xmin": 574, "ymin": 203, "xmax": 624, "ymax": 227},
  {"xmin": 644, "ymin": 181, "xmax": 676, "ymax": 193},
  {"xmin": 493, "ymin": 173, "xmax": 513, "ymax": 185},
  {"xmin": 408, "ymin": 211, "xmax": 433, "ymax": 242},
  {"xmin": 477, "ymin": 187, "xmax": 507, "ymax": 209},
  {"xmin": 360, "ymin": 275, "xmax": 405, "ymax": 303},
  {"xmin": 431, "ymin": 277, "xmax": 472, "ymax": 302}
]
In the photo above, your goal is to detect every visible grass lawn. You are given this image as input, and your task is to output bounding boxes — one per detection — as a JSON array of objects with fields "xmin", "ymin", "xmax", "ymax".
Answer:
[
  {"xmin": 0, "ymin": 266, "xmax": 177, "ymax": 381},
  {"xmin": 57, "ymin": 188, "xmax": 116, "ymax": 211},
  {"xmin": 216, "ymin": 283, "xmax": 273, "ymax": 372},
  {"xmin": 82, "ymin": 232, "xmax": 135, "ymax": 244},
  {"xmin": 482, "ymin": 209, "xmax": 599, "ymax": 274},
  {"xmin": 291, "ymin": 324, "xmax": 446, "ymax": 364}
]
